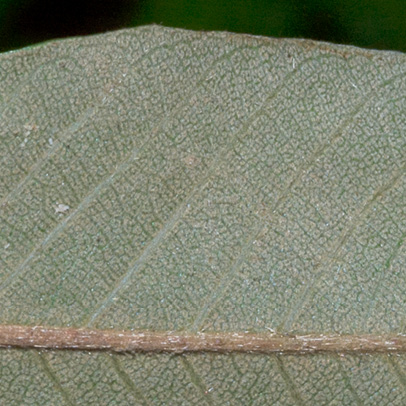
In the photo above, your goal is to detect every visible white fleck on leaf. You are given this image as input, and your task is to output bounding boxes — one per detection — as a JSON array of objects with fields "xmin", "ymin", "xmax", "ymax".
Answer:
[{"xmin": 55, "ymin": 203, "xmax": 70, "ymax": 214}]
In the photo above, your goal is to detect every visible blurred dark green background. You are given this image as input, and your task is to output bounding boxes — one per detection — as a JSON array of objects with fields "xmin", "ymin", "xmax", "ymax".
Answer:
[{"xmin": 0, "ymin": 0, "xmax": 405, "ymax": 53}]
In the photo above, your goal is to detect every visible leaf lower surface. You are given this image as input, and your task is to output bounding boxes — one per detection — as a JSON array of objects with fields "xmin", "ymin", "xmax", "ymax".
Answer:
[{"xmin": 0, "ymin": 25, "xmax": 406, "ymax": 405}]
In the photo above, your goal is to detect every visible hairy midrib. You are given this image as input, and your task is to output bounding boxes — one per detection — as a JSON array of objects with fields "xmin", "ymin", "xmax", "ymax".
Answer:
[{"xmin": 0, "ymin": 325, "xmax": 405, "ymax": 354}]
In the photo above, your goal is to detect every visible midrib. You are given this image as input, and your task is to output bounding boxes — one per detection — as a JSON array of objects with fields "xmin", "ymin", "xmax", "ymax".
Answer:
[{"xmin": 0, "ymin": 324, "xmax": 405, "ymax": 354}]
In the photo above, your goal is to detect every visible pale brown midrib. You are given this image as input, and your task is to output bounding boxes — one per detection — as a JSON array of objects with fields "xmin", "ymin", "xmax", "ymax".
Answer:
[{"xmin": 1, "ymin": 325, "xmax": 406, "ymax": 354}]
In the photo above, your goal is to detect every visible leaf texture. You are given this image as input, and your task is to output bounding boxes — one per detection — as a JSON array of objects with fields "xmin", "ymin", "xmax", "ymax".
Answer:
[{"xmin": 0, "ymin": 25, "xmax": 406, "ymax": 405}]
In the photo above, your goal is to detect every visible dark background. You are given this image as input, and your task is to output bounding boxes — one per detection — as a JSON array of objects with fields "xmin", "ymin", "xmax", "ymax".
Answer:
[{"xmin": 0, "ymin": 0, "xmax": 405, "ymax": 53}]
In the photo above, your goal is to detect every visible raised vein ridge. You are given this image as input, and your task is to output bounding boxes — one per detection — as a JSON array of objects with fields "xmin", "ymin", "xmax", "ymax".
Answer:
[{"xmin": 1, "ymin": 325, "xmax": 406, "ymax": 354}]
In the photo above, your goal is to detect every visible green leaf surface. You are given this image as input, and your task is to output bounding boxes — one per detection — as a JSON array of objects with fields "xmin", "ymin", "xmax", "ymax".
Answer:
[{"xmin": 1, "ymin": 25, "xmax": 406, "ymax": 405}]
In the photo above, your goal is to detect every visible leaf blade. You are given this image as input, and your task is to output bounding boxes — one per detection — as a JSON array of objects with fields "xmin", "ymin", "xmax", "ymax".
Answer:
[{"xmin": 1, "ymin": 25, "xmax": 406, "ymax": 405}]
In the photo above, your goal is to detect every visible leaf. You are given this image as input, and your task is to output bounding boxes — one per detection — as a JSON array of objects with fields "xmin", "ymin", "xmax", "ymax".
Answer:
[{"xmin": 1, "ymin": 25, "xmax": 406, "ymax": 405}]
